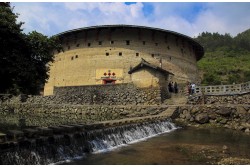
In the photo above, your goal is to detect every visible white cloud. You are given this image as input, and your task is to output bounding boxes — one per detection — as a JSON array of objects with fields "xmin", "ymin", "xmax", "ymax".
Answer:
[
  {"xmin": 12, "ymin": 2, "xmax": 250, "ymax": 37},
  {"xmin": 146, "ymin": 2, "xmax": 250, "ymax": 37}
]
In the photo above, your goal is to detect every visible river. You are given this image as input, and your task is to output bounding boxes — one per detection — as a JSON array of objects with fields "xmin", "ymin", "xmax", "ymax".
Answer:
[{"xmin": 63, "ymin": 126, "xmax": 250, "ymax": 165}]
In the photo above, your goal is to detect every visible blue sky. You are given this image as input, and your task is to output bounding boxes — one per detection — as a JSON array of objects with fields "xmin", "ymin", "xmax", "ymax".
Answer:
[{"xmin": 11, "ymin": 2, "xmax": 250, "ymax": 37}]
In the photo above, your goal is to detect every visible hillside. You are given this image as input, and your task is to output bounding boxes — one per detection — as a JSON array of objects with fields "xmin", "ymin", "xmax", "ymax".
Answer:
[{"xmin": 195, "ymin": 29, "xmax": 250, "ymax": 85}]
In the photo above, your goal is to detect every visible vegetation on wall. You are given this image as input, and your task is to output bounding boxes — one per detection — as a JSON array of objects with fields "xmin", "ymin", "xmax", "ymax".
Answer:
[
  {"xmin": 195, "ymin": 30, "xmax": 250, "ymax": 85},
  {"xmin": 0, "ymin": 3, "xmax": 61, "ymax": 95}
]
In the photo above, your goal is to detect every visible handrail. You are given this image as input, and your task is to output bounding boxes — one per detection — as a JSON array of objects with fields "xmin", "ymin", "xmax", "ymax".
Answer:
[{"xmin": 195, "ymin": 81, "xmax": 250, "ymax": 95}]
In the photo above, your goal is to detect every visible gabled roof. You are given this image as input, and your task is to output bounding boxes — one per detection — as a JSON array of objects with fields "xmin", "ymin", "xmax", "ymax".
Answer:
[{"xmin": 128, "ymin": 59, "xmax": 174, "ymax": 76}]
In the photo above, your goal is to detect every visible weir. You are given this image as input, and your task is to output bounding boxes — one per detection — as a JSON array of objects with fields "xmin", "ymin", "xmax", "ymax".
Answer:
[{"xmin": 0, "ymin": 119, "xmax": 177, "ymax": 165}]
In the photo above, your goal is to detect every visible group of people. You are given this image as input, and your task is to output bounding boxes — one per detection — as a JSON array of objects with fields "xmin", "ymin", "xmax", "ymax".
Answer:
[
  {"xmin": 168, "ymin": 81, "xmax": 196, "ymax": 95},
  {"xmin": 168, "ymin": 81, "xmax": 178, "ymax": 94}
]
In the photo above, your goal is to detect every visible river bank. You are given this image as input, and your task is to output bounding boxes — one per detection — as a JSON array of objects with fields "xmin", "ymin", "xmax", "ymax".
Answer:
[{"xmin": 0, "ymin": 91, "xmax": 249, "ymax": 165}]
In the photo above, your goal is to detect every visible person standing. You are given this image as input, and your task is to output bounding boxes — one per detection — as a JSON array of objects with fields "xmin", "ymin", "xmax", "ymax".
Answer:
[
  {"xmin": 168, "ymin": 82, "xmax": 173, "ymax": 93},
  {"xmin": 191, "ymin": 83, "xmax": 196, "ymax": 95},
  {"xmin": 174, "ymin": 82, "xmax": 178, "ymax": 93}
]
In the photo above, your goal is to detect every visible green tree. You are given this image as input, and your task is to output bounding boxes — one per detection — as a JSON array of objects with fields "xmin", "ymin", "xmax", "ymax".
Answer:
[
  {"xmin": 0, "ymin": 2, "xmax": 27, "ymax": 94},
  {"xmin": 0, "ymin": 3, "xmax": 61, "ymax": 94},
  {"xmin": 24, "ymin": 31, "xmax": 61, "ymax": 94},
  {"xmin": 201, "ymin": 73, "xmax": 221, "ymax": 85},
  {"xmin": 195, "ymin": 29, "xmax": 250, "ymax": 85}
]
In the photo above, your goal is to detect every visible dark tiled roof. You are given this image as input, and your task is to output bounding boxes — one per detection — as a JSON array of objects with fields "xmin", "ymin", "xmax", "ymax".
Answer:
[
  {"xmin": 128, "ymin": 58, "xmax": 174, "ymax": 76},
  {"xmin": 54, "ymin": 24, "xmax": 204, "ymax": 61}
]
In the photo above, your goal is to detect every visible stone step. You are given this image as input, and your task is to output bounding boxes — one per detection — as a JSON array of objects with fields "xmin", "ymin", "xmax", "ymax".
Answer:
[
  {"xmin": 69, "ymin": 124, "xmax": 85, "ymax": 131},
  {"xmin": 0, "ymin": 132, "xmax": 7, "ymax": 143},
  {"xmin": 160, "ymin": 107, "xmax": 177, "ymax": 117},
  {"xmin": 59, "ymin": 125, "xmax": 76, "ymax": 133},
  {"xmin": 48, "ymin": 126, "xmax": 65, "ymax": 134},
  {"xmin": 7, "ymin": 130, "xmax": 24, "ymax": 141},
  {"xmin": 23, "ymin": 128, "xmax": 39, "ymax": 138},
  {"xmin": 36, "ymin": 127, "xmax": 53, "ymax": 136}
]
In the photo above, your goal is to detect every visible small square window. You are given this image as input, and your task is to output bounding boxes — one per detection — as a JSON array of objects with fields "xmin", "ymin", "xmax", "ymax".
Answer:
[
  {"xmin": 136, "ymin": 53, "xmax": 139, "ymax": 57},
  {"xmin": 99, "ymin": 41, "xmax": 102, "ymax": 45},
  {"xmin": 88, "ymin": 43, "xmax": 91, "ymax": 47},
  {"xmin": 119, "ymin": 52, "xmax": 122, "ymax": 56},
  {"xmin": 143, "ymin": 41, "xmax": 146, "ymax": 45},
  {"xmin": 110, "ymin": 41, "xmax": 114, "ymax": 44},
  {"xmin": 76, "ymin": 44, "xmax": 80, "ymax": 47},
  {"xmin": 75, "ymin": 55, "xmax": 78, "ymax": 58},
  {"xmin": 71, "ymin": 57, "xmax": 74, "ymax": 60},
  {"xmin": 106, "ymin": 52, "xmax": 109, "ymax": 56},
  {"xmin": 126, "ymin": 40, "xmax": 130, "ymax": 45},
  {"xmin": 151, "ymin": 54, "xmax": 154, "ymax": 58}
]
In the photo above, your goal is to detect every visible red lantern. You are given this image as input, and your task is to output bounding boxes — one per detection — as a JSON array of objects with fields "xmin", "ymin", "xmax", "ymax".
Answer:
[
  {"xmin": 112, "ymin": 72, "xmax": 115, "ymax": 76},
  {"xmin": 104, "ymin": 72, "xmax": 107, "ymax": 76},
  {"xmin": 108, "ymin": 72, "xmax": 111, "ymax": 76}
]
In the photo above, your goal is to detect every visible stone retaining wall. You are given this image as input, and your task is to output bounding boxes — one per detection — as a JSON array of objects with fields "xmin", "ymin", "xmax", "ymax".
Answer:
[
  {"xmin": 173, "ymin": 105, "xmax": 250, "ymax": 133},
  {"xmin": 188, "ymin": 93, "xmax": 250, "ymax": 105},
  {"xmin": 1, "ymin": 83, "xmax": 163, "ymax": 105},
  {"xmin": 53, "ymin": 83, "xmax": 163, "ymax": 105},
  {"xmin": 0, "ymin": 103, "xmax": 168, "ymax": 130}
]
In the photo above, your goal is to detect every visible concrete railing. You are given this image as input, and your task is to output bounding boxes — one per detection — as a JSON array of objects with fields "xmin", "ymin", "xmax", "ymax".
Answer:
[{"xmin": 195, "ymin": 81, "xmax": 250, "ymax": 95}]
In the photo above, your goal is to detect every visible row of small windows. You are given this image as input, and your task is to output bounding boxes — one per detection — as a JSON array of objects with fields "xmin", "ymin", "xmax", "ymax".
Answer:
[
  {"xmin": 68, "ymin": 41, "xmax": 115, "ymax": 49},
  {"xmin": 65, "ymin": 40, "xmax": 173, "ymax": 51},
  {"xmin": 63, "ymin": 41, "xmax": 192, "ymax": 57},
  {"xmin": 60, "ymin": 41, "xmax": 196, "ymax": 56},
  {"xmin": 105, "ymin": 52, "xmax": 139, "ymax": 57},
  {"xmin": 67, "ymin": 53, "xmax": 190, "ymax": 64},
  {"xmin": 70, "ymin": 52, "xmax": 140, "ymax": 60},
  {"xmin": 65, "ymin": 51, "xmax": 189, "ymax": 62},
  {"xmin": 68, "ymin": 52, "xmax": 191, "ymax": 61},
  {"xmin": 66, "ymin": 36, "xmax": 187, "ymax": 46}
]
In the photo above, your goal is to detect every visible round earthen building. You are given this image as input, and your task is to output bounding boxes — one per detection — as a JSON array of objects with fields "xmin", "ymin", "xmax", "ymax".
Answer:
[{"xmin": 44, "ymin": 25, "xmax": 204, "ymax": 96}]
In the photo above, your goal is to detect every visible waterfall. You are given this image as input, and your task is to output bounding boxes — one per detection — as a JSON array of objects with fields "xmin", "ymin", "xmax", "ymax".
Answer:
[
  {"xmin": 86, "ymin": 120, "xmax": 177, "ymax": 153},
  {"xmin": 0, "ymin": 119, "xmax": 178, "ymax": 165}
]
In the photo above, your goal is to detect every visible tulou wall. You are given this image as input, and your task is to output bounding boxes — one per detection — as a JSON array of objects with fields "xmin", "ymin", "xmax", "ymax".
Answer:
[{"xmin": 44, "ymin": 25, "xmax": 204, "ymax": 95}]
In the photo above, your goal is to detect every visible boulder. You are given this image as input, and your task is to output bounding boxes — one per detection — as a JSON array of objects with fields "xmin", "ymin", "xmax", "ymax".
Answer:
[
  {"xmin": 215, "ymin": 107, "xmax": 232, "ymax": 117},
  {"xmin": 195, "ymin": 113, "xmax": 209, "ymax": 124}
]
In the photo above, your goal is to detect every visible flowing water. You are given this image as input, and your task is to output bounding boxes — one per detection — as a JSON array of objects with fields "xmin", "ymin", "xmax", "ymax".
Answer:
[
  {"xmin": 1, "ymin": 119, "xmax": 250, "ymax": 165},
  {"xmin": 64, "ymin": 126, "xmax": 250, "ymax": 165},
  {"xmin": 0, "ymin": 120, "xmax": 177, "ymax": 165}
]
